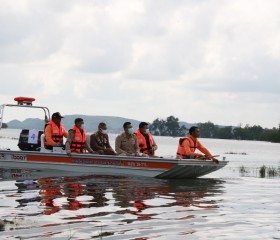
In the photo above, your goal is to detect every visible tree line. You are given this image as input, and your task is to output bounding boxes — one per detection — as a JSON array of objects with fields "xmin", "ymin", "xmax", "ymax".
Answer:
[
  {"xmin": 3, "ymin": 115, "xmax": 280, "ymax": 143},
  {"xmin": 150, "ymin": 116, "xmax": 187, "ymax": 137},
  {"xmin": 150, "ymin": 116, "xmax": 280, "ymax": 143}
]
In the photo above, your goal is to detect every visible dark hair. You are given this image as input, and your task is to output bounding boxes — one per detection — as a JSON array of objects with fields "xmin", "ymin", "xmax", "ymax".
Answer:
[
  {"xmin": 139, "ymin": 122, "xmax": 148, "ymax": 129},
  {"xmin": 189, "ymin": 126, "xmax": 198, "ymax": 134},
  {"xmin": 123, "ymin": 122, "xmax": 131, "ymax": 129},
  {"xmin": 98, "ymin": 122, "xmax": 106, "ymax": 128},
  {"xmin": 75, "ymin": 118, "xmax": 84, "ymax": 124}
]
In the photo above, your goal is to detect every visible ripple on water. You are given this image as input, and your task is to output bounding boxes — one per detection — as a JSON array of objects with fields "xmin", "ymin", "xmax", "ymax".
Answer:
[
  {"xmin": 0, "ymin": 173, "xmax": 231, "ymax": 239},
  {"xmin": 0, "ymin": 132, "xmax": 280, "ymax": 239}
]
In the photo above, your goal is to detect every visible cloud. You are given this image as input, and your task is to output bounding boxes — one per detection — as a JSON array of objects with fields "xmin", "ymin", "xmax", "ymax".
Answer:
[
  {"xmin": 0, "ymin": 0, "xmax": 280, "ymax": 128},
  {"xmin": 0, "ymin": 1, "xmax": 65, "ymax": 63}
]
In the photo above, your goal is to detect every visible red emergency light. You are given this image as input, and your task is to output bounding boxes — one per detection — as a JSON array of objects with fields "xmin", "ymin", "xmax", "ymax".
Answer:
[{"xmin": 14, "ymin": 97, "xmax": 36, "ymax": 106}]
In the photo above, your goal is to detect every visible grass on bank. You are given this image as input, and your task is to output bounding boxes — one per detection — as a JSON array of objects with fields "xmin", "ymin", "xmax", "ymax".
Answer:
[
  {"xmin": 225, "ymin": 152, "xmax": 247, "ymax": 155},
  {"xmin": 239, "ymin": 165, "xmax": 280, "ymax": 178}
]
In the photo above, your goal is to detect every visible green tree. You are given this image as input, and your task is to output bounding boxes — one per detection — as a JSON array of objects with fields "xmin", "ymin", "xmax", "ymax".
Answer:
[
  {"xmin": 247, "ymin": 125, "xmax": 264, "ymax": 140},
  {"xmin": 260, "ymin": 128, "xmax": 275, "ymax": 141},
  {"xmin": 233, "ymin": 126, "xmax": 245, "ymax": 140},
  {"xmin": 150, "ymin": 116, "xmax": 187, "ymax": 137},
  {"xmin": 150, "ymin": 118, "xmax": 166, "ymax": 136},
  {"xmin": 260, "ymin": 125, "xmax": 280, "ymax": 143},
  {"xmin": 215, "ymin": 126, "xmax": 233, "ymax": 139},
  {"xmin": 197, "ymin": 121, "xmax": 216, "ymax": 138}
]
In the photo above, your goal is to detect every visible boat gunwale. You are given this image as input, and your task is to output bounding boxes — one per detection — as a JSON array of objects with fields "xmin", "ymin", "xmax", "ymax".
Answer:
[
  {"xmin": 0, "ymin": 149, "xmax": 179, "ymax": 163},
  {"xmin": 0, "ymin": 149, "xmax": 228, "ymax": 165},
  {"xmin": 0, "ymin": 158, "xmax": 168, "ymax": 172}
]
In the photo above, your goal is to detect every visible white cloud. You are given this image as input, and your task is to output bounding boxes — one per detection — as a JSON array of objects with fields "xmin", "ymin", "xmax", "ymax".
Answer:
[{"xmin": 0, "ymin": 0, "xmax": 280, "ymax": 128}]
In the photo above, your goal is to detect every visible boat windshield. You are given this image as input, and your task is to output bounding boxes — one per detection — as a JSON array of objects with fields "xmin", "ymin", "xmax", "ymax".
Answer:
[{"xmin": 0, "ymin": 103, "xmax": 50, "ymax": 130}]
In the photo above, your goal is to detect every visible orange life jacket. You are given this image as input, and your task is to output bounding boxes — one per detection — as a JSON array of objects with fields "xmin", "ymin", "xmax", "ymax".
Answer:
[
  {"xmin": 44, "ymin": 205, "xmax": 60, "ymax": 215},
  {"xmin": 68, "ymin": 200, "xmax": 83, "ymax": 211},
  {"xmin": 135, "ymin": 129, "xmax": 154, "ymax": 155},
  {"xmin": 67, "ymin": 183, "xmax": 84, "ymax": 198},
  {"xmin": 44, "ymin": 120, "xmax": 65, "ymax": 147},
  {"xmin": 177, "ymin": 136, "xmax": 197, "ymax": 159},
  {"xmin": 70, "ymin": 125, "xmax": 86, "ymax": 153},
  {"xmin": 39, "ymin": 178, "xmax": 61, "ymax": 215},
  {"xmin": 134, "ymin": 199, "xmax": 147, "ymax": 211}
]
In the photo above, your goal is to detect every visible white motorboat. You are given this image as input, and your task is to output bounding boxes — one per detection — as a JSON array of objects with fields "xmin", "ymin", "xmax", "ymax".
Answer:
[{"xmin": 0, "ymin": 97, "xmax": 228, "ymax": 179}]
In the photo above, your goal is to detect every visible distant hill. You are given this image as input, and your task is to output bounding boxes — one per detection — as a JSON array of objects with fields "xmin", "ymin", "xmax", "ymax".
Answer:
[
  {"xmin": 5, "ymin": 115, "xmax": 193, "ymax": 133},
  {"xmin": 63, "ymin": 115, "xmax": 143, "ymax": 133},
  {"xmin": 7, "ymin": 118, "xmax": 45, "ymax": 129},
  {"xmin": 5, "ymin": 115, "xmax": 142, "ymax": 133}
]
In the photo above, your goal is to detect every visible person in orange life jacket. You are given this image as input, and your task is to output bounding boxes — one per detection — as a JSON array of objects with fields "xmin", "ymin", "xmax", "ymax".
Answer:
[
  {"xmin": 177, "ymin": 126, "xmax": 219, "ymax": 164},
  {"xmin": 44, "ymin": 112, "xmax": 68, "ymax": 150},
  {"xmin": 90, "ymin": 122, "xmax": 116, "ymax": 155},
  {"xmin": 135, "ymin": 122, "xmax": 158, "ymax": 156},
  {"xmin": 65, "ymin": 118, "xmax": 96, "ymax": 156}
]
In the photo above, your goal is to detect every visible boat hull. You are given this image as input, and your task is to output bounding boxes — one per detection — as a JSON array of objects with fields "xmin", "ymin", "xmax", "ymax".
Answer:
[{"xmin": 0, "ymin": 150, "xmax": 228, "ymax": 179}]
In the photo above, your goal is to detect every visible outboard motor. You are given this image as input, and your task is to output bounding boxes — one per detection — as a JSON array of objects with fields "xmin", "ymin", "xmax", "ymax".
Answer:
[{"xmin": 18, "ymin": 129, "xmax": 43, "ymax": 151}]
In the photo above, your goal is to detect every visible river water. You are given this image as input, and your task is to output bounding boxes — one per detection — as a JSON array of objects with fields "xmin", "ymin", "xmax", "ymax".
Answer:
[{"xmin": 0, "ymin": 129, "xmax": 280, "ymax": 239}]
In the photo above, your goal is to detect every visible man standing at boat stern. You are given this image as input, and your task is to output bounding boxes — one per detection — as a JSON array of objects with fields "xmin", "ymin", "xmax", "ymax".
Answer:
[
  {"xmin": 44, "ymin": 112, "xmax": 68, "ymax": 150},
  {"xmin": 135, "ymin": 122, "xmax": 158, "ymax": 157},
  {"xmin": 177, "ymin": 126, "xmax": 219, "ymax": 163},
  {"xmin": 65, "ymin": 118, "xmax": 96, "ymax": 156},
  {"xmin": 115, "ymin": 122, "xmax": 141, "ymax": 156}
]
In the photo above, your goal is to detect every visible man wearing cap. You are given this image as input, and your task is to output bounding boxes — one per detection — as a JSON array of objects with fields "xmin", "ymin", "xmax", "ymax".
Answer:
[{"xmin": 44, "ymin": 112, "xmax": 68, "ymax": 150}]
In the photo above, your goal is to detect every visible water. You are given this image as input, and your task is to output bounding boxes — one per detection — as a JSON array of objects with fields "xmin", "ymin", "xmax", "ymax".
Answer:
[{"xmin": 0, "ymin": 129, "xmax": 280, "ymax": 239}]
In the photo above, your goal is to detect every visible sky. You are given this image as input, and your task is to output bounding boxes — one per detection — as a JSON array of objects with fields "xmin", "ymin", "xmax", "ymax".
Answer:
[{"xmin": 1, "ymin": 0, "xmax": 280, "ymax": 128}]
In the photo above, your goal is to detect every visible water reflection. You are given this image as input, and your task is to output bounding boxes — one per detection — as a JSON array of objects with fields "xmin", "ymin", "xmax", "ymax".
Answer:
[
  {"xmin": 0, "ymin": 168, "xmax": 225, "ymax": 238},
  {"xmin": 38, "ymin": 178, "xmax": 62, "ymax": 215}
]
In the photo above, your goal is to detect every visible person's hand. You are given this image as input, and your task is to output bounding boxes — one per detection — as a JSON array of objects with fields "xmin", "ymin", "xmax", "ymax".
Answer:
[
  {"xmin": 55, "ymin": 142, "xmax": 62, "ymax": 147},
  {"xmin": 89, "ymin": 149, "xmax": 96, "ymax": 154},
  {"xmin": 149, "ymin": 147, "xmax": 154, "ymax": 154},
  {"xmin": 212, "ymin": 158, "xmax": 219, "ymax": 164},
  {"xmin": 66, "ymin": 150, "xmax": 71, "ymax": 156}
]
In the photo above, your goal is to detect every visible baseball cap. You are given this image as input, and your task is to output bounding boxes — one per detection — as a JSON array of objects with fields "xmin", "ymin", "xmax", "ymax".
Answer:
[{"xmin": 52, "ymin": 112, "xmax": 64, "ymax": 119}]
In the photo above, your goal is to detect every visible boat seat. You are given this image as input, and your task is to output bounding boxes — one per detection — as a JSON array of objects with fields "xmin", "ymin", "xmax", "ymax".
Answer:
[
  {"xmin": 40, "ymin": 133, "xmax": 91, "ymax": 153},
  {"xmin": 40, "ymin": 134, "xmax": 52, "ymax": 153},
  {"xmin": 40, "ymin": 134, "xmax": 67, "ymax": 153}
]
